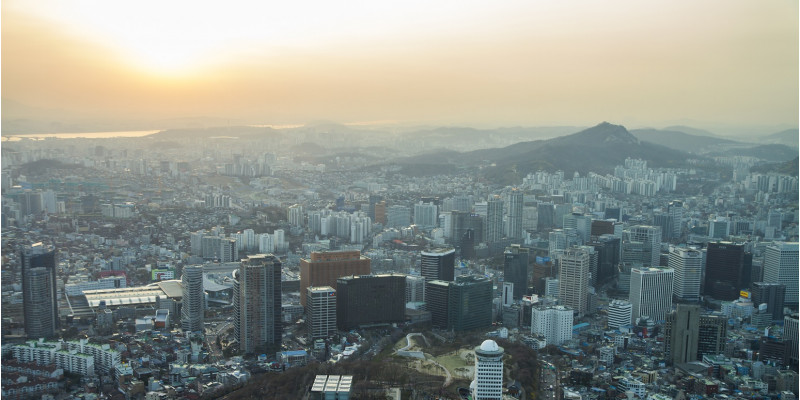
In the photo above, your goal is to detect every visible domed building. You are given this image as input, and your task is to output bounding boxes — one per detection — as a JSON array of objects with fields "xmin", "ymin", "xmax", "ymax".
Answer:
[{"xmin": 471, "ymin": 339, "xmax": 504, "ymax": 400}]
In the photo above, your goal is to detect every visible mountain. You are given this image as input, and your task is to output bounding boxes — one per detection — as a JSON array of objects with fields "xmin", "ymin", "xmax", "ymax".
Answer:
[
  {"xmin": 750, "ymin": 157, "xmax": 799, "ymax": 176},
  {"xmin": 761, "ymin": 129, "xmax": 799, "ymax": 148},
  {"xmin": 662, "ymin": 125, "xmax": 721, "ymax": 138},
  {"xmin": 710, "ymin": 144, "xmax": 799, "ymax": 162},
  {"xmin": 390, "ymin": 122, "xmax": 693, "ymax": 184},
  {"xmin": 630, "ymin": 128, "xmax": 741, "ymax": 153}
]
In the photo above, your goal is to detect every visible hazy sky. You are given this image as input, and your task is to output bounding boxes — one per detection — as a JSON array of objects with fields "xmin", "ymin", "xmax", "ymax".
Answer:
[{"xmin": 2, "ymin": 0, "xmax": 798, "ymax": 130}]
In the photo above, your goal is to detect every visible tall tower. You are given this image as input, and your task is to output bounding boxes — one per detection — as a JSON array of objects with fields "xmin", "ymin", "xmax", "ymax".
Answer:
[
  {"xmin": 558, "ymin": 247, "xmax": 591, "ymax": 317},
  {"xmin": 669, "ymin": 247, "xmax": 703, "ymax": 302},
  {"xmin": 531, "ymin": 305, "xmax": 574, "ymax": 345},
  {"xmin": 668, "ymin": 200, "xmax": 684, "ymax": 240},
  {"xmin": 664, "ymin": 304, "xmax": 701, "ymax": 365},
  {"xmin": 697, "ymin": 313, "xmax": 726, "ymax": 359},
  {"xmin": 705, "ymin": 242, "xmax": 752, "ymax": 301},
  {"xmin": 299, "ymin": 250, "xmax": 371, "ymax": 306},
  {"xmin": 236, "ymin": 254, "xmax": 282, "ymax": 354},
  {"xmin": 306, "ymin": 286, "xmax": 336, "ymax": 339},
  {"xmin": 750, "ymin": 282, "xmax": 786, "ymax": 321},
  {"xmin": 784, "ymin": 314, "xmax": 799, "ymax": 370},
  {"xmin": 486, "ymin": 196, "xmax": 504, "ymax": 244},
  {"xmin": 629, "ymin": 267, "xmax": 674, "ymax": 323},
  {"xmin": 473, "ymin": 340, "xmax": 504, "ymax": 400},
  {"xmin": 503, "ymin": 244, "xmax": 529, "ymax": 300},
  {"xmin": 763, "ymin": 242, "xmax": 799, "ymax": 306},
  {"xmin": 181, "ymin": 265, "xmax": 205, "ymax": 332},
  {"xmin": 625, "ymin": 225, "xmax": 662, "ymax": 267},
  {"xmin": 507, "ymin": 188, "xmax": 524, "ymax": 239},
  {"xmin": 420, "ymin": 248, "xmax": 455, "ymax": 282},
  {"xmin": 21, "ymin": 243, "xmax": 58, "ymax": 339},
  {"xmin": 448, "ymin": 276, "xmax": 493, "ymax": 331}
]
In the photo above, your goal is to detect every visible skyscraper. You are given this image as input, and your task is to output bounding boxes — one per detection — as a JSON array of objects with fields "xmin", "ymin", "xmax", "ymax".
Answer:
[
  {"xmin": 669, "ymin": 247, "xmax": 703, "ymax": 302},
  {"xmin": 181, "ymin": 265, "xmax": 205, "ymax": 332},
  {"xmin": 485, "ymin": 196, "xmax": 504, "ymax": 243},
  {"xmin": 763, "ymin": 242, "xmax": 799, "ymax": 306},
  {"xmin": 336, "ymin": 274, "xmax": 406, "ymax": 330},
  {"xmin": 473, "ymin": 340, "xmax": 504, "ymax": 400},
  {"xmin": 559, "ymin": 247, "xmax": 591, "ymax": 317},
  {"xmin": 503, "ymin": 244, "xmax": 529, "ymax": 300},
  {"xmin": 629, "ymin": 267, "xmax": 674, "ymax": 323},
  {"xmin": 425, "ymin": 280, "xmax": 451, "ymax": 329},
  {"xmin": 413, "ymin": 201, "xmax": 438, "ymax": 229},
  {"xmin": 448, "ymin": 276, "xmax": 493, "ymax": 331},
  {"xmin": 624, "ymin": 225, "xmax": 662, "ymax": 267},
  {"xmin": 420, "ymin": 248, "xmax": 455, "ymax": 282},
  {"xmin": 697, "ymin": 313, "xmax": 726, "ymax": 360},
  {"xmin": 751, "ymin": 282, "xmax": 786, "ymax": 321},
  {"xmin": 507, "ymin": 188, "xmax": 524, "ymax": 239},
  {"xmin": 664, "ymin": 304, "xmax": 701, "ymax": 365},
  {"xmin": 531, "ymin": 305, "xmax": 573, "ymax": 345},
  {"xmin": 784, "ymin": 314, "xmax": 798, "ymax": 370},
  {"xmin": 668, "ymin": 200, "xmax": 684, "ymax": 240},
  {"xmin": 21, "ymin": 243, "xmax": 58, "ymax": 339},
  {"xmin": 235, "ymin": 254, "xmax": 282, "ymax": 354},
  {"xmin": 299, "ymin": 250, "xmax": 371, "ymax": 306},
  {"xmin": 705, "ymin": 242, "xmax": 752, "ymax": 301},
  {"xmin": 306, "ymin": 286, "xmax": 336, "ymax": 339}
]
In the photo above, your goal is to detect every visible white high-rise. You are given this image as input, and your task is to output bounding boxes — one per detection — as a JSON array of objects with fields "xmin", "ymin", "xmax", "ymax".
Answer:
[
  {"xmin": 486, "ymin": 196, "xmax": 504, "ymax": 243},
  {"xmin": 625, "ymin": 225, "xmax": 662, "ymax": 267},
  {"xmin": 763, "ymin": 242, "xmax": 799, "ymax": 306},
  {"xmin": 669, "ymin": 247, "xmax": 703, "ymax": 302},
  {"xmin": 413, "ymin": 202, "xmax": 439, "ymax": 229},
  {"xmin": 306, "ymin": 286, "xmax": 337, "ymax": 339},
  {"xmin": 629, "ymin": 267, "xmax": 674, "ymax": 323},
  {"xmin": 507, "ymin": 188, "xmax": 524, "ymax": 239},
  {"xmin": 607, "ymin": 300, "xmax": 632, "ymax": 330},
  {"xmin": 558, "ymin": 247, "xmax": 590, "ymax": 317},
  {"xmin": 472, "ymin": 340, "xmax": 504, "ymax": 400},
  {"xmin": 531, "ymin": 305, "xmax": 573, "ymax": 345},
  {"xmin": 181, "ymin": 265, "xmax": 205, "ymax": 332}
]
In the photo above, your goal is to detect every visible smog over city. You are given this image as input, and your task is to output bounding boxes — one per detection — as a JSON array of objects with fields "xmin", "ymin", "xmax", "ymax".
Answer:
[{"xmin": 1, "ymin": 1, "xmax": 798, "ymax": 399}]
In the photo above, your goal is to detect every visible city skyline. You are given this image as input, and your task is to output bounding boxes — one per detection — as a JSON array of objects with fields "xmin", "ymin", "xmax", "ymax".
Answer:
[{"xmin": 2, "ymin": 0, "xmax": 797, "ymax": 134}]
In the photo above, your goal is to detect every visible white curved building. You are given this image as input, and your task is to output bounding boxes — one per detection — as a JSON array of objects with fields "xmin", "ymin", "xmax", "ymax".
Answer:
[{"xmin": 472, "ymin": 339, "xmax": 504, "ymax": 400}]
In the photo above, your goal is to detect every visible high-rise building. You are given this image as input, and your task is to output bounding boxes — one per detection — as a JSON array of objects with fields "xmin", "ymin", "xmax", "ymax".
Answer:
[
  {"xmin": 485, "ymin": 196, "xmax": 504, "ymax": 244},
  {"xmin": 697, "ymin": 313, "xmax": 726, "ymax": 360},
  {"xmin": 413, "ymin": 201, "xmax": 438, "ymax": 229},
  {"xmin": 287, "ymin": 204, "xmax": 304, "ymax": 227},
  {"xmin": 624, "ymin": 226, "xmax": 662, "ymax": 267},
  {"xmin": 705, "ymin": 242, "xmax": 752, "ymax": 301},
  {"xmin": 507, "ymin": 188, "xmax": 524, "ymax": 239},
  {"xmin": 405, "ymin": 275, "xmax": 426, "ymax": 305},
  {"xmin": 563, "ymin": 213, "xmax": 592, "ymax": 244},
  {"xmin": 502, "ymin": 282, "xmax": 514, "ymax": 307},
  {"xmin": 589, "ymin": 235, "xmax": 621, "ymax": 283},
  {"xmin": 420, "ymin": 248, "xmax": 455, "ymax": 282},
  {"xmin": 629, "ymin": 267, "xmax": 674, "ymax": 323},
  {"xmin": 503, "ymin": 244, "xmax": 529, "ymax": 300},
  {"xmin": 451, "ymin": 211, "xmax": 484, "ymax": 249},
  {"xmin": 235, "ymin": 254, "xmax": 282, "ymax": 354},
  {"xmin": 473, "ymin": 340, "xmax": 504, "ymax": 400},
  {"xmin": 387, "ymin": 205, "xmax": 411, "ymax": 228},
  {"xmin": 607, "ymin": 299, "xmax": 632, "ymax": 330},
  {"xmin": 669, "ymin": 247, "xmax": 703, "ymax": 302},
  {"xmin": 181, "ymin": 265, "xmax": 205, "ymax": 332},
  {"xmin": 336, "ymin": 274, "xmax": 406, "ymax": 330},
  {"xmin": 751, "ymin": 282, "xmax": 787, "ymax": 321},
  {"xmin": 784, "ymin": 314, "xmax": 799, "ymax": 370},
  {"xmin": 668, "ymin": 200, "xmax": 684, "ymax": 240},
  {"xmin": 425, "ymin": 280, "xmax": 451, "ymax": 329},
  {"xmin": 448, "ymin": 276, "xmax": 493, "ymax": 331},
  {"xmin": 664, "ymin": 304, "xmax": 701, "ymax": 365},
  {"xmin": 306, "ymin": 286, "xmax": 336, "ymax": 339},
  {"xmin": 21, "ymin": 243, "xmax": 58, "ymax": 339},
  {"xmin": 299, "ymin": 250, "xmax": 371, "ymax": 306},
  {"xmin": 763, "ymin": 242, "xmax": 799, "ymax": 306},
  {"xmin": 559, "ymin": 247, "xmax": 591, "ymax": 317},
  {"xmin": 531, "ymin": 305, "xmax": 573, "ymax": 346},
  {"xmin": 537, "ymin": 202, "xmax": 555, "ymax": 230}
]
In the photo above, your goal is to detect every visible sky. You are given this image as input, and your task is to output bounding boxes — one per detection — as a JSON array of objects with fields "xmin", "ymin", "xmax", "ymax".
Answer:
[{"xmin": 2, "ymin": 0, "xmax": 798, "ymax": 132}]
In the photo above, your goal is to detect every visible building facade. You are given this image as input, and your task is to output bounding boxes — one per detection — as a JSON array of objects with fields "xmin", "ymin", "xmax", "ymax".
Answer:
[
  {"xmin": 306, "ymin": 286, "xmax": 337, "ymax": 339},
  {"xmin": 235, "ymin": 254, "xmax": 282, "ymax": 354},
  {"xmin": 181, "ymin": 265, "xmax": 205, "ymax": 332},
  {"xmin": 299, "ymin": 250, "xmax": 371, "ymax": 306},
  {"xmin": 21, "ymin": 243, "xmax": 59, "ymax": 339},
  {"xmin": 336, "ymin": 274, "xmax": 406, "ymax": 330},
  {"xmin": 473, "ymin": 340, "xmax": 504, "ymax": 400},
  {"xmin": 629, "ymin": 267, "xmax": 674, "ymax": 323}
]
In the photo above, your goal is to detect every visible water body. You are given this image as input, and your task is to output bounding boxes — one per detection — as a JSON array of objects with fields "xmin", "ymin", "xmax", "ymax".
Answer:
[{"xmin": 1, "ymin": 130, "xmax": 161, "ymax": 142}]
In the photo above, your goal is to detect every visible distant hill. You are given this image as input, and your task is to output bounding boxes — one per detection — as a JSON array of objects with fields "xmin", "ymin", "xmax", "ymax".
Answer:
[
  {"xmin": 662, "ymin": 125, "xmax": 721, "ymax": 138},
  {"xmin": 750, "ymin": 157, "xmax": 799, "ymax": 176},
  {"xmin": 389, "ymin": 122, "xmax": 694, "ymax": 184},
  {"xmin": 150, "ymin": 126, "xmax": 285, "ymax": 141},
  {"xmin": 761, "ymin": 129, "xmax": 799, "ymax": 148},
  {"xmin": 630, "ymin": 128, "xmax": 740, "ymax": 153},
  {"xmin": 710, "ymin": 144, "xmax": 799, "ymax": 162}
]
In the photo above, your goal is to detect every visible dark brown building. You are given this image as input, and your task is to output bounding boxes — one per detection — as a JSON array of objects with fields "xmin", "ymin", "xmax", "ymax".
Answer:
[{"xmin": 300, "ymin": 251, "xmax": 371, "ymax": 306}]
